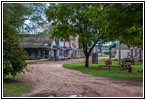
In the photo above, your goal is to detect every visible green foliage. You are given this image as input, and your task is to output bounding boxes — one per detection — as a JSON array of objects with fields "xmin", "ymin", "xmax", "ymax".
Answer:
[
  {"xmin": 109, "ymin": 42, "xmax": 117, "ymax": 50},
  {"xmin": 4, "ymin": 74, "xmax": 24, "ymax": 80},
  {"xmin": 104, "ymin": 3, "xmax": 143, "ymax": 47},
  {"xmin": 46, "ymin": 3, "xmax": 108, "ymax": 42},
  {"xmin": 64, "ymin": 59, "xmax": 143, "ymax": 81},
  {"xmin": 45, "ymin": 3, "xmax": 143, "ymax": 67},
  {"xmin": 3, "ymin": 3, "xmax": 29, "ymax": 27},
  {"xmin": 97, "ymin": 44, "xmax": 103, "ymax": 52},
  {"xmin": 45, "ymin": 3, "xmax": 111, "ymax": 67},
  {"xmin": 3, "ymin": 3, "xmax": 48, "ymax": 33},
  {"xmin": 104, "ymin": 51, "xmax": 110, "ymax": 55},
  {"xmin": 3, "ymin": 22, "xmax": 27, "ymax": 77}
]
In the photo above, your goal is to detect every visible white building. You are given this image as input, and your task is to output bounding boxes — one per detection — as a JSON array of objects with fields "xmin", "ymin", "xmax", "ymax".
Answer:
[
  {"xmin": 113, "ymin": 42, "xmax": 143, "ymax": 60},
  {"xmin": 114, "ymin": 43, "xmax": 131, "ymax": 59},
  {"xmin": 101, "ymin": 46, "xmax": 109, "ymax": 53}
]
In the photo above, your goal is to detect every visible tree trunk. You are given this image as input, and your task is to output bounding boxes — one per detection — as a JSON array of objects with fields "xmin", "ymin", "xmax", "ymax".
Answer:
[
  {"xmin": 139, "ymin": 48, "xmax": 142, "ymax": 60},
  {"xmin": 118, "ymin": 41, "xmax": 121, "ymax": 65},
  {"xmin": 85, "ymin": 54, "xmax": 89, "ymax": 68}
]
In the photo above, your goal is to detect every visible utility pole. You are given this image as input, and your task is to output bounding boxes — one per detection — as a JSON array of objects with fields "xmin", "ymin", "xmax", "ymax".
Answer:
[
  {"xmin": 131, "ymin": 47, "xmax": 133, "ymax": 59},
  {"xmin": 118, "ymin": 41, "xmax": 121, "ymax": 65}
]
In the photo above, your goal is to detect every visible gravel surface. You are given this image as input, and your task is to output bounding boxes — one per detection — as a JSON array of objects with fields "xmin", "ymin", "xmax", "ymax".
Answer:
[{"xmin": 21, "ymin": 57, "xmax": 143, "ymax": 97}]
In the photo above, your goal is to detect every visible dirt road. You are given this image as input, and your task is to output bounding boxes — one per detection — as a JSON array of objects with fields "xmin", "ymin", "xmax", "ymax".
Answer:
[{"xmin": 21, "ymin": 57, "xmax": 143, "ymax": 97}]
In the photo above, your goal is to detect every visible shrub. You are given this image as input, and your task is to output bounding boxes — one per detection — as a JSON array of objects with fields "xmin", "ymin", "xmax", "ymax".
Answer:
[
  {"xmin": 3, "ymin": 22, "xmax": 27, "ymax": 77},
  {"xmin": 104, "ymin": 51, "xmax": 110, "ymax": 55}
]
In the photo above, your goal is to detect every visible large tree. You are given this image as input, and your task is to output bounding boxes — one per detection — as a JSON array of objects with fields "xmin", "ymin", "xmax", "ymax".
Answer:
[
  {"xmin": 103, "ymin": 3, "xmax": 143, "ymax": 63},
  {"xmin": 104, "ymin": 3, "xmax": 143, "ymax": 44},
  {"xmin": 45, "ymin": 3, "xmax": 110, "ymax": 67}
]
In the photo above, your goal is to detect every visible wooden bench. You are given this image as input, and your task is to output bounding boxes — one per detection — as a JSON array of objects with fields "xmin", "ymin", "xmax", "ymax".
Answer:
[{"xmin": 99, "ymin": 60, "xmax": 121, "ymax": 72}]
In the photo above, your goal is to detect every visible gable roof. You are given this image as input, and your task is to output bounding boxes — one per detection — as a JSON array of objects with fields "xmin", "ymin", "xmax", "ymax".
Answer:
[
  {"xmin": 20, "ymin": 34, "xmax": 53, "ymax": 48},
  {"xmin": 115, "ymin": 42, "xmax": 130, "ymax": 50}
]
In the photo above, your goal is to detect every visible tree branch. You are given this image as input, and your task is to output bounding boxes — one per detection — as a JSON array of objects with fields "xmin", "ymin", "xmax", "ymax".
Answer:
[
  {"xmin": 89, "ymin": 38, "xmax": 99, "ymax": 54},
  {"xmin": 8, "ymin": 18, "xmax": 29, "ymax": 24}
]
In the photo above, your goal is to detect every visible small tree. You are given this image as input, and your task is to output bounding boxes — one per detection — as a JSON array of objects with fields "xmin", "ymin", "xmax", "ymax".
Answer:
[{"xmin": 3, "ymin": 22, "xmax": 27, "ymax": 77}]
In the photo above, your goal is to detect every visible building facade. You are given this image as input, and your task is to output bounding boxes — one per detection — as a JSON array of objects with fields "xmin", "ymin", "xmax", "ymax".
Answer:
[
  {"xmin": 111, "ymin": 42, "xmax": 143, "ymax": 60},
  {"xmin": 20, "ymin": 34, "xmax": 79, "ymax": 60}
]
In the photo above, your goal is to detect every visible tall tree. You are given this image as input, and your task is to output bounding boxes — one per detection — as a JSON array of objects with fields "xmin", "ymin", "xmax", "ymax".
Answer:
[
  {"xmin": 104, "ymin": 3, "xmax": 143, "ymax": 48},
  {"xmin": 104, "ymin": 3, "xmax": 143, "ymax": 63},
  {"xmin": 45, "ymin": 3, "xmax": 109, "ymax": 67}
]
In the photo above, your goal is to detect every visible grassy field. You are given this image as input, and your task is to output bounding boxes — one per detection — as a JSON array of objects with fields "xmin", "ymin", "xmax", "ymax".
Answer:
[
  {"xmin": 63, "ymin": 59, "xmax": 143, "ymax": 81},
  {"xmin": 3, "ymin": 74, "xmax": 32, "ymax": 97}
]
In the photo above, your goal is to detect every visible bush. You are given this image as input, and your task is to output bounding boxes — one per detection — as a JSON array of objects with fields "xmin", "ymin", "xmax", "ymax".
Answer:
[
  {"xmin": 104, "ymin": 51, "xmax": 110, "ymax": 55},
  {"xmin": 3, "ymin": 22, "xmax": 27, "ymax": 77}
]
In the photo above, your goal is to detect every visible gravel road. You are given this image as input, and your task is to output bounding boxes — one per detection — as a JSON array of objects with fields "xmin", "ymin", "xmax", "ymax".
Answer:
[{"xmin": 21, "ymin": 57, "xmax": 143, "ymax": 97}]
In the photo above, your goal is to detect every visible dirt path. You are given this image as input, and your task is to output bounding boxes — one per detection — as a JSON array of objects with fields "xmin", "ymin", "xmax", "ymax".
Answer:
[{"xmin": 21, "ymin": 57, "xmax": 143, "ymax": 97}]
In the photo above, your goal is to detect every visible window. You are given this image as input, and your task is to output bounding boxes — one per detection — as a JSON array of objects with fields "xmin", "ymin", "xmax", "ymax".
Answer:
[
  {"xmin": 135, "ymin": 48, "xmax": 138, "ymax": 57},
  {"xmin": 127, "ymin": 52, "xmax": 130, "ymax": 58},
  {"xmin": 44, "ymin": 43, "xmax": 48, "ymax": 46}
]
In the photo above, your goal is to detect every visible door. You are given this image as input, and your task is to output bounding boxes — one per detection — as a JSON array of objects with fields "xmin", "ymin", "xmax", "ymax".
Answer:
[
  {"xmin": 54, "ymin": 50, "xmax": 56, "ymax": 58},
  {"xmin": 45, "ymin": 50, "xmax": 49, "ymax": 58}
]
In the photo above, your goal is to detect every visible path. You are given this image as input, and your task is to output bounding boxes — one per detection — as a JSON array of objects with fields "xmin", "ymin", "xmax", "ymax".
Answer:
[{"xmin": 21, "ymin": 57, "xmax": 143, "ymax": 97}]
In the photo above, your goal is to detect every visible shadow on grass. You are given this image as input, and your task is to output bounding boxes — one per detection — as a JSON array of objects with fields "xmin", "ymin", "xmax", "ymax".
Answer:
[
  {"xmin": 3, "ymin": 78, "xmax": 21, "ymax": 84},
  {"xmin": 3, "ymin": 74, "xmax": 24, "ymax": 83},
  {"xmin": 3, "ymin": 74, "xmax": 33, "ymax": 97}
]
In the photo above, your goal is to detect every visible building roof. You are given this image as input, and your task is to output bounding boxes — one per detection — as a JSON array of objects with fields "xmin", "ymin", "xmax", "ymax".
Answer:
[
  {"xmin": 20, "ymin": 34, "xmax": 53, "ymax": 48},
  {"xmin": 111, "ymin": 48, "xmax": 116, "ymax": 51},
  {"xmin": 115, "ymin": 42, "xmax": 130, "ymax": 50},
  {"xmin": 69, "ymin": 36, "xmax": 76, "ymax": 40},
  {"xmin": 101, "ymin": 46, "xmax": 109, "ymax": 50}
]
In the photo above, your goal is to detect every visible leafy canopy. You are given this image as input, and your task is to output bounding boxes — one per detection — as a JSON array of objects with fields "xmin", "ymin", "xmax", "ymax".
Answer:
[
  {"xmin": 45, "ymin": 3, "xmax": 112, "ymax": 67},
  {"xmin": 46, "ymin": 3, "xmax": 109, "ymax": 51},
  {"xmin": 104, "ymin": 3, "xmax": 143, "ymax": 48}
]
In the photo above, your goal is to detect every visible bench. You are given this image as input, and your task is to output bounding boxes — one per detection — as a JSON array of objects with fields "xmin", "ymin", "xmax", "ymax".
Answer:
[
  {"xmin": 99, "ymin": 60, "xmax": 132, "ymax": 73},
  {"xmin": 98, "ymin": 60, "xmax": 121, "ymax": 72}
]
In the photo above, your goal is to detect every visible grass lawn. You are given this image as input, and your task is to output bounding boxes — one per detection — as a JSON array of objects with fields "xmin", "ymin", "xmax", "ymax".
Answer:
[
  {"xmin": 3, "ymin": 74, "xmax": 32, "ymax": 97},
  {"xmin": 63, "ymin": 59, "xmax": 143, "ymax": 81},
  {"xmin": 101, "ymin": 54, "xmax": 109, "ymax": 57}
]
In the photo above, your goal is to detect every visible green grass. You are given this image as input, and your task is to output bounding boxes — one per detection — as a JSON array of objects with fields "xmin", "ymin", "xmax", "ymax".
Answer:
[
  {"xmin": 3, "ymin": 74, "xmax": 32, "ymax": 97},
  {"xmin": 63, "ymin": 59, "xmax": 143, "ymax": 81}
]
